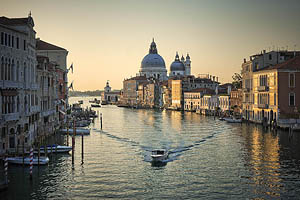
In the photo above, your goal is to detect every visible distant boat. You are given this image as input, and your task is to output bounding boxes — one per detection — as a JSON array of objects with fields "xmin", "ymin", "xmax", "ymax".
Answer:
[
  {"xmin": 35, "ymin": 145, "xmax": 72, "ymax": 154},
  {"xmin": 78, "ymin": 100, "xmax": 83, "ymax": 104},
  {"xmin": 151, "ymin": 149, "xmax": 168, "ymax": 162},
  {"xmin": 60, "ymin": 128, "xmax": 90, "ymax": 135},
  {"xmin": 91, "ymin": 104, "xmax": 101, "ymax": 107},
  {"xmin": 7, "ymin": 157, "xmax": 49, "ymax": 165},
  {"xmin": 101, "ymin": 100, "xmax": 108, "ymax": 105}
]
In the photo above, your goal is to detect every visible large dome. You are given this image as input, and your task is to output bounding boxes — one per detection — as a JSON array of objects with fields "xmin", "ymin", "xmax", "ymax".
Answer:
[
  {"xmin": 141, "ymin": 53, "xmax": 166, "ymax": 69},
  {"xmin": 170, "ymin": 60, "xmax": 185, "ymax": 71}
]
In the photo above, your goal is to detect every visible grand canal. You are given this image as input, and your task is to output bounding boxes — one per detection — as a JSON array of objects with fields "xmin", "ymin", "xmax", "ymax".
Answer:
[{"xmin": 2, "ymin": 96, "xmax": 300, "ymax": 199}]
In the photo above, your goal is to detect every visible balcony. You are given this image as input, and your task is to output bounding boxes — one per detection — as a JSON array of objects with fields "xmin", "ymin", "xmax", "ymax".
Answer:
[
  {"xmin": 41, "ymin": 109, "xmax": 56, "ymax": 117},
  {"xmin": 31, "ymin": 83, "xmax": 39, "ymax": 90},
  {"xmin": 258, "ymin": 104, "xmax": 268, "ymax": 109},
  {"xmin": 0, "ymin": 80, "xmax": 20, "ymax": 89},
  {"xmin": 3, "ymin": 113, "xmax": 20, "ymax": 122},
  {"xmin": 257, "ymin": 86, "xmax": 269, "ymax": 92}
]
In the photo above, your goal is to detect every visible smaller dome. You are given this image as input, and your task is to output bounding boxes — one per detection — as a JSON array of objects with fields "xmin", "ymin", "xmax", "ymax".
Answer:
[{"xmin": 170, "ymin": 60, "xmax": 185, "ymax": 71}]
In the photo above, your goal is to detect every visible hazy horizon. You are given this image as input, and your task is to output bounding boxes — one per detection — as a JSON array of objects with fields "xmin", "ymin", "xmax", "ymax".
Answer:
[{"xmin": 1, "ymin": 0, "xmax": 300, "ymax": 90}]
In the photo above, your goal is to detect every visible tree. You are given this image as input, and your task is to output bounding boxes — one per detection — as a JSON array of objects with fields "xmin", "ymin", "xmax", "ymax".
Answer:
[{"xmin": 232, "ymin": 73, "xmax": 242, "ymax": 89}]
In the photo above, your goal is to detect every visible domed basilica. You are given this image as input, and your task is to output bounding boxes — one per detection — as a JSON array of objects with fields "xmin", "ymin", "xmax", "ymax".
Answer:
[{"xmin": 139, "ymin": 39, "xmax": 191, "ymax": 81}]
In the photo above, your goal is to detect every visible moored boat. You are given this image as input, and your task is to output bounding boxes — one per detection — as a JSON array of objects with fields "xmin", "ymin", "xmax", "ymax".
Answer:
[
  {"xmin": 60, "ymin": 128, "xmax": 90, "ymax": 135},
  {"xmin": 7, "ymin": 157, "xmax": 49, "ymax": 165},
  {"xmin": 224, "ymin": 117, "xmax": 242, "ymax": 123},
  {"xmin": 151, "ymin": 149, "xmax": 168, "ymax": 162},
  {"xmin": 91, "ymin": 104, "xmax": 101, "ymax": 107},
  {"xmin": 35, "ymin": 145, "xmax": 72, "ymax": 154}
]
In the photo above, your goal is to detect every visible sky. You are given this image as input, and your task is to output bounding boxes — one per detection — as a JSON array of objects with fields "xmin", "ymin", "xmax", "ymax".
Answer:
[{"xmin": 1, "ymin": 0, "xmax": 300, "ymax": 91}]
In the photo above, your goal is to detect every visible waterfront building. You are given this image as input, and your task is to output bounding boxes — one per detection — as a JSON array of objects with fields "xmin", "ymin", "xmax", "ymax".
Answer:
[
  {"xmin": 252, "ymin": 55, "xmax": 300, "ymax": 125},
  {"xmin": 120, "ymin": 76, "xmax": 148, "ymax": 106},
  {"xmin": 169, "ymin": 52, "xmax": 191, "ymax": 77},
  {"xmin": 137, "ymin": 80, "xmax": 161, "ymax": 108},
  {"xmin": 36, "ymin": 39, "xmax": 68, "ymax": 124},
  {"xmin": 36, "ymin": 56, "xmax": 58, "ymax": 138},
  {"xmin": 0, "ymin": 15, "xmax": 39, "ymax": 155},
  {"xmin": 139, "ymin": 39, "xmax": 167, "ymax": 81},
  {"xmin": 184, "ymin": 88, "xmax": 214, "ymax": 111},
  {"xmin": 230, "ymin": 89, "xmax": 243, "ymax": 115},
  {"xmin": 101, "ymin": 81, "xmax": 121, "ymax": 104},
  {"xmin": 241, "ymin": 59, "xmax": 254, "ymax": 120}
]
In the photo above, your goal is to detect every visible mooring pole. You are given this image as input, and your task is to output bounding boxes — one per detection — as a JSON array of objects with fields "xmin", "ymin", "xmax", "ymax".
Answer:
[
  {"xmin": 4, "ymin": 153, "xmax": 8, "ymax": 184},
  {"xmin": 67, "ymin": 117, "xmax": 69, "ymax": 146},
  {"xmin": 29, "ymin": 147, "xmax": 33, "ymax": 180},
  {"xmin": 81, "ymin": 133, "xmax": 84, "ymax": 164},
  {"xmin": 72, "ymin": 118, "xmax": 75, "ymax": 168},
  {"xmin": 38, "ymin": 138, "xmax": 40, "ymax": 166},
  {"xmin": 22, "ymin": 140, "xmax": 25, "ymax": 167},
  {"xmin": 100, "ymin": 113, "xmax": 103, "ymax": 130}
]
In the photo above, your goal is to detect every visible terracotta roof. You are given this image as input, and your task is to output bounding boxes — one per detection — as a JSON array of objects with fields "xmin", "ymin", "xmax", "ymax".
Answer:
[
  {"xmin": 262, "ymin": 56, "xmax": 300, "ymax": 71},
  {"xmin": 36, "ymin": 39, "xmax": 67, "ymax": 51}
]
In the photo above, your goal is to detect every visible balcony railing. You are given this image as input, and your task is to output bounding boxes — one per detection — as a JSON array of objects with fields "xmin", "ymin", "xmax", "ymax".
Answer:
[
  {"xmin": 3, "ymin": 113, "xmax": 20, "ymax": 122},
  {"xmin": 258, "ymin": 104, "xmax": 268, "ymax": 109},
  {"xmin": 257, "ymin": 86, "xmax": 269, "ymax": 92}
]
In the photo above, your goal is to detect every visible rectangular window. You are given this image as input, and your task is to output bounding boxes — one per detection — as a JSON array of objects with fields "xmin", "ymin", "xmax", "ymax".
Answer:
[
  {"xmin": 12, "ymin": 36, "xmax": 14, "ymax": 47},
  {"xmin": 289, "ymin": 73, "xmax": 295, "ymax": 88},
  {"xmin": 23, "ymin": 39, "xmax": 26, "ymax": 51},
  {"xmin": 274, "ymin": 93, "xmax": 276, "ymax": 106},
  {"xmin": 269, "ymin": 54, "xmax": 272, "ymax": 60},
  {"xmin": 5, "ymin": 33, "xmax": 7, "ymax": 46},
  {"xmin": 289, "ymin": 93, "xmax": 295, "ymax": 106},
  {"xmin": 17, "ymin": 37, "xmax": 19, "ymax": 49},
  {"xmin": 1, "ymin": 32, "xmax": 4, "ymax": 45},
  {"xmin": 8, "ymin": 34, "xmax": 11, "ymax": 47}
]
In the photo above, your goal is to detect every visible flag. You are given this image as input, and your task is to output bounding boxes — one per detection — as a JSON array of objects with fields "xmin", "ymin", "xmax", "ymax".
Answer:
[
  {"xmin": 68, "ymin": 81, "xmax": 74, "ymax": 90},
  {"xmin": 69, "ymin": 63, "xmax": 73, "ymax": 73}
]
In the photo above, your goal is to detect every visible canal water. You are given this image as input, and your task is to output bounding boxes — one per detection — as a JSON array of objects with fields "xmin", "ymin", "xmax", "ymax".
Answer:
[{"xmin": 2, "ymin": 96, "xmax": 300, "ymax": 199}]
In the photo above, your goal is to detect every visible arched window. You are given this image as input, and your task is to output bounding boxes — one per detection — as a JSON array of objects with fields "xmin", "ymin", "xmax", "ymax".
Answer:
[
  {"xmin": 8, "ymin": 58, "xmax": 11, "ymax": 81},
  {"xmin": 23, "ymin": 62, "xmax": 26, "ymax": 83},
  {"xmin": 5, "ymin": 58, "xmax": 8, "ymax": 80}
]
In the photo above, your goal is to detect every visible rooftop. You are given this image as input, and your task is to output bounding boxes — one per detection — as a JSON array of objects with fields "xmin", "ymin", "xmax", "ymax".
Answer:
[{"xmin": 36, "ymin": 39, "xmax": 67, "ymax": 51}]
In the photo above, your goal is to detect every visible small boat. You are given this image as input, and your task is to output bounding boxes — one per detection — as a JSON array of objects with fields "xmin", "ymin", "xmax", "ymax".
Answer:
[
  {"xmin": 78, "ymin": 100, "xmax": 83, "ymax": 104},
  {"xmin": 7, "ymin": 157, "xmax": 49, "ymax": 165},
  {"xmin": 91, "ymin": 104, "xmax": 101, "ymax": 107},
  {"xmin": 219, "ymin": 117, "xmax": 225, "ymax": 121},
  {"xmin": 224, "ymin": 117, "xmax": 242, "ymax": 123},
  {"xmin": 151, "ymin": 149, "xmax": 168, "ymax": 162},
  {"xmin": 35, "ymin": 145, "xmax": 72, "ymax": 154},
  {"xmin": 60, "ymin": 128, "xmax": 90, "ymax": 135}
]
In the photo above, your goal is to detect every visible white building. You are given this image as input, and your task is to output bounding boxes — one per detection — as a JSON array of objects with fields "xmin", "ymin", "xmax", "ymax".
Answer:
[
  {"xmin": 139, "ymin": 39, "xmax": 168, "ymax": 81},
  {"xmin": 0, "ymin": 14, "xmax": 39, "ymax": 154},
  {"xmin": 169, "ymin": 52, "xmax": 191, "ymax": 77}
]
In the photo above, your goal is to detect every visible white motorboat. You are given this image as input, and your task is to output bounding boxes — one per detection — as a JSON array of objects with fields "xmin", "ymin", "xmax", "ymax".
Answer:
[
  {"xmin": 151, "ymin": 149, "xmax": 168, "ymax": 162},
  {"xmin": 7, "ymin": 156, "xmax": 49, "ymax": 165},
  {"xmin": 224, "ymin": 117, "xmax": 242, "ymax": 123},
  {"xmin": 60, "ymin": 128, "xmax": 90, "ymax": 135},
  {"xmin": 35, "ymin": 145, "xmax": 72, "ymax": 154}
]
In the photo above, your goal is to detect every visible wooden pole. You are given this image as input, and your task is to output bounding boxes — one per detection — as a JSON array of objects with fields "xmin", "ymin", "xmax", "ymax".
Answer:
[
  {"xmin": 4, "ymin": 153, "xmax": 8, "ymax": 184},
  {"xmin": 22, "ymin": 140, "xmax": 25, "ymax": 167},
  {"xmin": 29, "ymin": 147, "xmax": 33, "ymax": 180},
  {"xmin": 81, "ymin": 133, "xmax": 84, "ymax": 164},
  {"xmin": 38, "ymin": 138, "xmax": 40, "ymax": 166},
  {"xmin": 67, "ymin": 118, "xmax": 69, "ymax": 146},
  {"xmin": 72, "ymin": 118, "xmax": 75, "ymax": 167},
  {"xmin": 100, "ymin": 113, "xmax": 103, "ymax": 130}
]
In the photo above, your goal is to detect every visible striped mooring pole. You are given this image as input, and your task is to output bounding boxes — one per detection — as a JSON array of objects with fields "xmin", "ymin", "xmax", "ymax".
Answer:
[
  {"xmin": 30, "ymin": 147, "xmax": 33, "ymax": 180},
  {"xmin": 4, "ymin": 155, "xmax": 8, "ymax": 184}
]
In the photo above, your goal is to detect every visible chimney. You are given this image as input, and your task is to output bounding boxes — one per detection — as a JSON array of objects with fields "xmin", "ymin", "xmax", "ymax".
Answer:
[
  {"xmin": 263, "ymin": 50, "xmax": 266, "ymax": 54},
  {"xmin": 210, "ymin": 75, "xmax": 212, "ymax": 80},
  {"xmin": 243, "ymin": 58, "xmax": 246, "ymax": 63},
  {"xmin": 216, "ymin": 77, "xmax": 219, "ymax": 82},
  {"xmin": 213, "ymin": 76, "xmax": 215, "ymax": 82},
  {"xmin": 250, "ymin": 56, "xmax": 252, "ymax": 61}
]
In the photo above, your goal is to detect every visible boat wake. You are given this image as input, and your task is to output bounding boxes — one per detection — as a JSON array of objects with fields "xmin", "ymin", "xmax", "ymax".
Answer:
[{"xmin": 94, "ymin": 127, "xmax": 223, "ymax": 164}]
